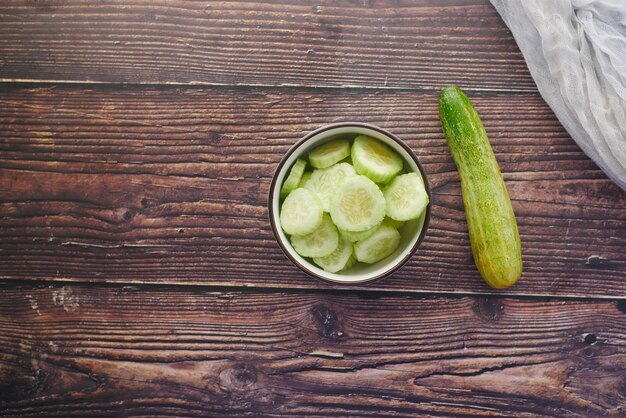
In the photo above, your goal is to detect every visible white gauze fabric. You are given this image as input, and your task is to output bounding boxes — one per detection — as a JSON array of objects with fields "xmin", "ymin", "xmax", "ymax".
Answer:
[{"xmin": 489, "ymin": 0, "xmax": 626, "ymax": 190}]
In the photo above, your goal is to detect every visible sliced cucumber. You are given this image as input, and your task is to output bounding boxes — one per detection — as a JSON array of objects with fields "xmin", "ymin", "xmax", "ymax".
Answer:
[
  {"xmin": 280, "ymin": 159, "xmax": 307, "ymax": 198},
  {"xmin": 309, "ymin": 139, "xmax": 351, "ymax": 169},
  {"xmin": 339, "ymin": 222, "xmax": 379, "ymax": 243},
  {"xmin": 291, "ymin": 213, "xmax": 339, "ymax": 258},
  {"xmin": 354, "ymin": 223, "xmax": 401, "ymax": 264},
  {"xmin": 384, "ymin": 172, "xmax": 429, "ymax": 221},
  {"xmin": 279, "ymin": 188, "xmax": 323, "ymax": 236},
  {"xmin": 384, "ymin": 217, "xmax": 405, "ymax": 230},
  {"xmin": 313, "ymin": 235, "xmax": 354, "ymax": 273},
  {"xmin": 330, "ymin": 175, "xmax": 385, "ymax": 232},
  {"xmin": 342, "ymin": 253, "xmax": 356, "ymax": 271},
  {"xmin": 304, "ymin": 163, "xmax": 356, "ymax": 212},
  {"xmin": 352, "ymin": 135, "xmax": 403, "ymax": 184},
  {"xmin": 298, "ymin": 171, "xmax": 312, "ymax": 188}
]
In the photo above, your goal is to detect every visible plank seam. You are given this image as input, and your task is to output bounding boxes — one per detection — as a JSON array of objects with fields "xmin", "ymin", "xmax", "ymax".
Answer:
[
  {"xmin": 0, "ymin": 79, "xmax": 539, "ymax": 94},
  {"xmin": 0, "ymin": 279, "xmax": 623, "ymax": 302}
]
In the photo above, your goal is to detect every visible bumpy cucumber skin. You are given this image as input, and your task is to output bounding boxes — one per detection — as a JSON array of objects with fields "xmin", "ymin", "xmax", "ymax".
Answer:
[{"xmin": 439, "ymin": 86, "xmax": 522, "ymax": 289}]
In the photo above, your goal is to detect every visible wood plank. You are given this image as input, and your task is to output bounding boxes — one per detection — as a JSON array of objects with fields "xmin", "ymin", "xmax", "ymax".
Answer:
[
  {"xmin": 0, "ymin": 0, "xmax": 536, "ymax": 90},
  {"xmin": 0, "ymin": 284, "xmax": 624, "ymax": 416},
  {"xmin": 1, "ymin": 85, "xmax": 625, "ymax": 297}
]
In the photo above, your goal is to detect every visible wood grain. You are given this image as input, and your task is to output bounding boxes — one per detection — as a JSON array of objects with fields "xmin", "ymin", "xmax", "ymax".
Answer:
[
  {"xmin": 1, "ymin": 85, "xmax": 625, "ymax": 297},
  {"xmin": 2, "ymin": 1, "xmax": 624, "ymax": 415},
  {"xmin": 0, "ymin": 284, "xmax": 624, "ymax": 416},
  {"xmin": 0, "ymin": 0, "xmax": 535, "ymax": 90}
]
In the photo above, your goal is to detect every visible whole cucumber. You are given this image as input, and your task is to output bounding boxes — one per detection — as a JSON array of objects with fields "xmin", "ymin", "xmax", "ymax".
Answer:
[{"xmin": 439, "ymin": 86, "xmax": 522, "ymax": 289}]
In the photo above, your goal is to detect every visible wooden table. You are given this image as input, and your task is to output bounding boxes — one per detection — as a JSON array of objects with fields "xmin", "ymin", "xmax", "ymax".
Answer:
[{"xmin": 1, "ymin": 1, "xmax": 625, "ymax": 416}]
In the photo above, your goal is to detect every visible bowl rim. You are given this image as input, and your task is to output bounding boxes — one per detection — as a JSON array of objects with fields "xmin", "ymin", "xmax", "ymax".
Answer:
[{"xmin": 268, "ymin": 122, "xmax": 432, "ymax": 285}]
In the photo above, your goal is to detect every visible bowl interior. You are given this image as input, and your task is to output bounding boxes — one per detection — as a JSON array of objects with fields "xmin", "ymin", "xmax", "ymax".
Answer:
[{"xmin": 271, "ymin": 125, "xmax": 429, "ymax": 284}]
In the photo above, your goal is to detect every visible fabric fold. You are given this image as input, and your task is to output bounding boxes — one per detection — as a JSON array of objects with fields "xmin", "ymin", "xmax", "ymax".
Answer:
[{"xmin": 489, "ymin": 0, "xmax": 626, "ymax": 190}]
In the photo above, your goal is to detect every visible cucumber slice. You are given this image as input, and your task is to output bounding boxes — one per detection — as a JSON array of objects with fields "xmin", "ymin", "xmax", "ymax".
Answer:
[
  {"xmin": 342, "ymin": 253, "xmax": 356, "ymax": 271},
  {"xmin": 330, "ymin": 175, "xmax": 386, "ymax": 232},
  {"xmin": 280, "ymin": 159, "xmax": 307, "ymax": 198},
  {"xmin": 383, "ymin": 217, "xmax": 405, "ymax": 230},
  {"xmin": 352, "ymin": 135, "xmax": 403, "ymax": 184},
  {"xmin": 309, "ymin": 139, "xmax": 351, "ymax": 169},
  {"xmin": 384, "ymin": 172, "xmax": 429, "ymax": 221},
  {"xmin": 279, "ymin": 188, "xmax": 323, "ymax": 236},
  {"xmin": 354, "ymin": 223, "xmax": 401, "ymax": 264},
  {"xmin": 338, "ymin": 222, "xmax": 379, "ymax": 243},
  {"xmin": 291, "ymin": 213, "xmax": 339, "ymax": 258},
  {"xmin": 313, "ymin": 235, "xmax": 354, "ymax": 273},
  {"xmin": 298, "ymin": 171, "xmax": 312, "ymax": 188},
  {"xmin": 304, "ymin": 163, "xmax": 356, "ymax": 212}
]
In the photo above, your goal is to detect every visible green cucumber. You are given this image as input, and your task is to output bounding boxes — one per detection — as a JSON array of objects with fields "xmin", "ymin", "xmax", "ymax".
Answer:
[
  {"xmin": 279, "ymin": 188, "xmax": 323, "ymax": 236},
  {"xmin": 304, "ymin": 163, "xmax": 356, "ymax": 212},
  {"xmin": 384, "ymin": 172, "xmax": 429, "ymax": 221},
  {"xmin": 353, "ymin": 223, "xmax": 400, "ymax": 264},
  {"xmin": 291, "ymin": 213, "xmax": 339, "ymax": 258},
  {"xmin": 313, "ymin": 235, "xmax": 355, "ymax": 273},
  {"xmin": 383, "ymin": 217, "xmax": 405, "ymax": 230},
  {"xmin": 439, "ymin": 85, "xmax": 522, "ymax": 289},
  {"xmin": 298, "ymin": 171, "xmax": 312, "ymax": 188},
  {"xmin": 352, "ymin": 135, "xmax": 403, "ymax": 183},
  {"xmin": 330, "ymin": 175, "xmax": 386, "ymax": 232},
  {"xmin": 280, "ymin": 158, "xmax": 307, "ymax": 198},
  {"xmin": 338, "ymin": 222, "xmax": 379, "ymax": 242},
  {"xmin": 309, "ymin": 139, "xmax": 351, "ymax": 168}
]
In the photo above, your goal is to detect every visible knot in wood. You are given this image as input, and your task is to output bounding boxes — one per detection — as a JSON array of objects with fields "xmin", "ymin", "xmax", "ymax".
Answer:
[
  {"xmin": 311, "ymin": 304, "xmax": 343, "ymax": 340},
  {"xmin": 228, "ymin": 363, "xmax": 257, "ymax": 389},
  {"xmin": 474, "ymin": 297, "xmax": 504, "ymax": 322},
  {"xmin": 207, "ymin": 132, "xmax": 221, "ymax": 145},
  {"xmin": 582, "ymin": 333, "xmax": 597, "ymax": 346},
  {"xmin": 585, "ymin": 255, "xmax": 607, "ymax": 267},
  {"xmin": 583, "ymin": 346, "xmax": 595, "ymax": 358},
  {"xmin": 123, "ymin": 210, "xmax": 134, "ymax": 221}
]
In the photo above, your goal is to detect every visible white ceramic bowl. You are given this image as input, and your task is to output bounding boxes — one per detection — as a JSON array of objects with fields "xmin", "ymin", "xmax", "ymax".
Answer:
[{"xmin": 269, "ymin": 123, "xmax": 431, "ymax": 285}]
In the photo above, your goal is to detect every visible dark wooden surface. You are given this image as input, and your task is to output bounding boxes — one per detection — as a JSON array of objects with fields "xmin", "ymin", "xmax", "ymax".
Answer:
[
  {"xmin": 1, "ymin": 0, "xmax": 625, "ymax": 416},
  {"xmin": 0, "ymin": 0, "xmax": 535, "ymax": 90},
  {"xmin": 1, "ymin": 85, "xmax": 624, "ymax": 297},
  {"xmin": 1, "ymin": 284, "xmax": 625, "ymax": 417}
]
